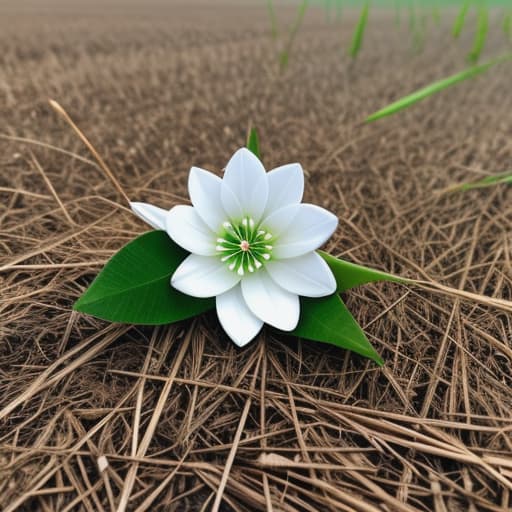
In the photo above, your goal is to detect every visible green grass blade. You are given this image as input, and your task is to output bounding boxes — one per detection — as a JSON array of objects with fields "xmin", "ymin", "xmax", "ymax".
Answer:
[
  {"xmin": 447, "ymin": 171, "xmax": 512, "ymax": 192},
  {"xmin": 325, "ymin": 0, "xmax": 331, "ymax": 23},
  {"xmin": 452, "ymin": 0, "xmax": 470, "ymax": 39},
  {"xmin": 349, "ymin": 1, "xmax": 369, "ymax": 58},
  {"xmin": 266, "ymin": 0, "xmax": 279, "ymax": 40},
  {"xmin": 336, "ymin": 0, "xmax": 343, "ymax": 22},
  {"xmin": 280, "ymin": 0, "xmax": 308, "ymax": 71},
  {"xmin": 467, "ymin": 7, "xmax": 488, "ymax": 64},
  {"xmin": 412, "ymin": 10, "xmax": 427, "ymax": 54},
  {"xmin": 503, "ymin": 11, "xmax": 511, "ymax": 39},
  {"xmin": 432, "ymin": 4, "xmax": 440, "ymax": 25},
  {"xmin": 246, "ymin": 127, "xmax": 261, "ymax": 159},
  {"xmin": 365, "ymin": 54, "xmax": 512, "ymax": 123}
]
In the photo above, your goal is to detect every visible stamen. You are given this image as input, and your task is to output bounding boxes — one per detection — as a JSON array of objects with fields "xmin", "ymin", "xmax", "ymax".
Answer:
[{"xmin": 217, "ymin": 218, "xmax": 274, "ymax": 273}]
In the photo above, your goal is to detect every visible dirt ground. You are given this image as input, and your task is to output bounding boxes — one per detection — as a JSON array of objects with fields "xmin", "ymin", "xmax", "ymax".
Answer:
[{"xmin": 1, "ymin": 1, "xmax": 512, "ymax": 510}]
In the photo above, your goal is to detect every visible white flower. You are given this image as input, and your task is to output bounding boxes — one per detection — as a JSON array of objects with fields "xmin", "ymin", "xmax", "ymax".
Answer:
[{"xmin": 131, "ymin": 148, "xmax": 338, "ymax": 346}]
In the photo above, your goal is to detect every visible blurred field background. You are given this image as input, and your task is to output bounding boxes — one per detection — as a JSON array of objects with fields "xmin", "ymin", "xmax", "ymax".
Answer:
[{"xmin": 1, "ymin": 1, "xmax": 512, "ymax": 510}]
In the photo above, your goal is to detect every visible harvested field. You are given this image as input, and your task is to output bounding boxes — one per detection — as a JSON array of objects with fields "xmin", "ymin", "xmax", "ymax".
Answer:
[{"xmin": 1, "ymin": 1, "xmax": 512, "ymax": 510}]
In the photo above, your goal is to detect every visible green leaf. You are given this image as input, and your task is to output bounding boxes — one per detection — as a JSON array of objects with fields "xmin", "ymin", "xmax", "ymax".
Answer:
[
  {"xmin": 467, "ymin": 7, "xmax": 488, "ymax": 65},
  {"xmin": 290, "ymin": 294, "xmax": 383, "ymax": 365},
  {"xmin": 452, "ymin": 0, "xmax": 470, "ymax": 39},
  {"xmin": 74, "ymin": 231, "xmax": 214, "ymax": 324},
  {"xmin": 365, "ymin": 54, "xmax": 512, "ymax": 123},
  {"xmin": 319, "ymin": 251, "xmax": 404, "ymax": 292},
  {"xmin": 75, "ymin": 230, "xmax": 390, "ymax": 363},
  {"xmin": 246, "ymin": 127, "xmax": 261, "ymax": 159},
  {"xmin": 349, "ymin": 1, "xmax": 369, "ymax": 58}
]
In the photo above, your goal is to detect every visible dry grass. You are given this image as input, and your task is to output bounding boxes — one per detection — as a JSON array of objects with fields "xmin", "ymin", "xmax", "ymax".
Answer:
[{"xmin": 1, "ymin": 1, "xmax": 512, "ymax": 510}]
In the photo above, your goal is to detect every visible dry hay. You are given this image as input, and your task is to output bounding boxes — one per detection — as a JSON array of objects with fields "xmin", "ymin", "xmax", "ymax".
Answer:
[{"xmin": 1, "ymin": 1, "xmax": 512, "ymax": 510}]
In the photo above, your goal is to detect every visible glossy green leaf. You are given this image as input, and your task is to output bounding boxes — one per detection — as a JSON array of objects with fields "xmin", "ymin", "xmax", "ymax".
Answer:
[
  {"xmin": 365, "ymin": 54, "xmax": 512, "ymax": 123},
  {"xmin": 467, "ymin": 7, "xmax": 488, "ymax": 65},
  {"xmin": 247, "ymin": 127, "xmax": 260, "ymax": 159},
  {"xmin": 74, "ymin": 231, "xmax": 214, "ymax": 324},
  {"xmin": 290, "ymin": 294, "xmax": 383, "ymax": 365},
  {"xmin": 349, "ymin": 1, "xmax": 369, "ymax": 58},
  {"xmin": 75, "ymin": 230, "xmax": 389, "ymax": 363},
  {"xmin": 452, "ymin": 0, "xmax": 470, "ymax": 39},
  {"xmin": 319, "ymin": 251, "xmax": 404, "ymax": 291}
]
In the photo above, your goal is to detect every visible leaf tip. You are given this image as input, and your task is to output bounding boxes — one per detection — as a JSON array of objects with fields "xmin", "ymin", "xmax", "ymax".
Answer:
[{"xmin": 374, "ymin": 354, "xmax": 385, "ymax": 367}]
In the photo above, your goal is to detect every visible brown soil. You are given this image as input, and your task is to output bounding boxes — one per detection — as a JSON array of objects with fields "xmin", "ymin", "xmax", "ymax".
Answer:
[{"xmin": 1, "ymin": 1, "xmax": 512, "ymax": 510}]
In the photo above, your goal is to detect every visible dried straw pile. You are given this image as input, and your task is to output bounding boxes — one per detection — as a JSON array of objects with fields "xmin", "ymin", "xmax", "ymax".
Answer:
[{"xmin": 1, "ymin": 2, "xmax": 512, "ymax": 510}]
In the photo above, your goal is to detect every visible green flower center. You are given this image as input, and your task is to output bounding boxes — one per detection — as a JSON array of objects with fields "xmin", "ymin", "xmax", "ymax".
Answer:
[{"xmin": 216, "ymin": 216, "xmax": 273, "ymax": 275}]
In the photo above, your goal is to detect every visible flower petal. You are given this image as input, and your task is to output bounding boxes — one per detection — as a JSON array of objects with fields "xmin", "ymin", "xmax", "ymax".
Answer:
[
  {"xmin": 221, "ymin": 147, "xmax": 268, "ymax": 222},
  {"xmin": 216, "ymin": 285, "xmax": 264, "ymax": 346},
  {"xmin": 241, "ymin": 269, "xmax": 300, "ymax": 331},
  {"xmin": 172, "ymin": 254, "xmax": 240, "ymax": 298},
  {"xmin": 130, "ymin": 202, "xmax": 168, "ymax": 230},
  {"xmin": 260, "ymin": 203, "xmax": 299, "ymax": 238},
  {"xmin": 165, "ymin": 205, "xmax": 216, "ymax": 256},
  {"xmin": 265, "ymin": 251, "xmax": 337, "ymax": 297},
  {"xmin": 264, "ymin": 163, "xmax": 304, "ymax": 217},
  {"xmin": 188, "ymin": 167, "xmax": 226, "ymax": 232},
  {"xmin": 272, "ymin": 204, "xmax": 338, "ymax": 259}
]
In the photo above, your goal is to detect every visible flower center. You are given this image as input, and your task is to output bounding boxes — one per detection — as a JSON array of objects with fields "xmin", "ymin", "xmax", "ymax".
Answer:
[{"xmin": 216, "ymin": 216, "xmax": 273, "ymax": 276}]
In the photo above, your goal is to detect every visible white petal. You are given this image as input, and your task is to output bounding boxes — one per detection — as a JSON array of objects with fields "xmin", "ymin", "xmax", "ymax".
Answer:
[
  {"xmin": 216, "ymin": 285, "xmax": 264, "ymax": 346},
  {"xmin": 188, "ymin": 167, "xmax": 226, "ymax": 232},
  {"xmin": 265, "ymin": 251, "xmax": 336, "ymax": 297},
  {"xmin": 221, "ymin": 148, "xmax": 268, "ymax": 222},
  {"xmin": 165, "ymin": 205, "xmax": 216, "ymax": 256},
  {"xmin": 219, "ymin": 182, "xmax": 243, "ymax": 224},
  {"xmin": 264, "ymin": 163, "xmax": 304, "ymax": 217},
  {"xmin": 272, "ymin": 204, "xmax": 338, "ymax": 259},
  {"xmin": 260, "ymin": 204, "xmax": 299, "ymax": 238},
  {"xmin": 130, "ymin": 202, "xmax": 168, "ymax": 230},
  {"xmin": 241, "ymin": 269, "xmax": 299, "ymax": 331},
  {"xmin": 171, "ymin": 254, "xmax": 240, "ymax": 298}
]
